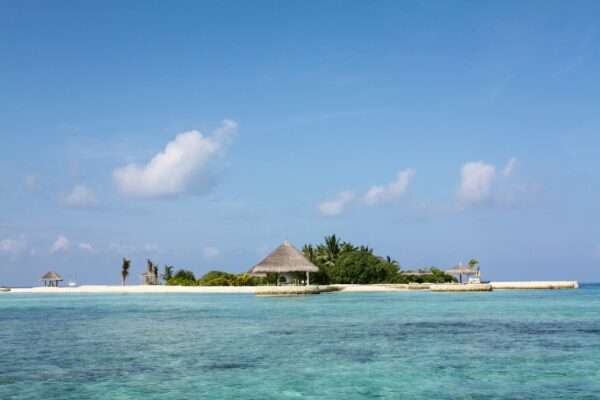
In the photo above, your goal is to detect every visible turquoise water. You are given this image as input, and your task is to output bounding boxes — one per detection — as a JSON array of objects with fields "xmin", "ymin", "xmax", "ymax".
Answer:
[{"xmin": 1, "ymin": 286, "xmax": 600, "ymax": 399}]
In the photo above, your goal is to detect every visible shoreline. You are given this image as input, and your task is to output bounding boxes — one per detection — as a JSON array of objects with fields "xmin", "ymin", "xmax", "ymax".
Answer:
[{"xmin": 2, "ymin": 281, "xmax": 579, "ymax": 294}]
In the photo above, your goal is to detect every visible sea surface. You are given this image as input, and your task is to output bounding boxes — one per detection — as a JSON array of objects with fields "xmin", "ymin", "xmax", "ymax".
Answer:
[{"xmin": 1, "ymin": 285, "xmax": 600, "ymax": 399}]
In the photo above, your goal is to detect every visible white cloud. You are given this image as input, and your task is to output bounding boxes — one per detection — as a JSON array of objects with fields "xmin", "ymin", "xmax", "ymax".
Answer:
[
  {"xmin": 144, "ymin": 243, "xmax": 160, "ymax": 252},
  {"xmin": 51, "ymin": 235, "xmax": 70, "ymax": 252},
  {"xmin": 79, "ymin": 242, "xmax": 94, "ymax": 252},
  {"xmin": 457, "ymin": 161, "xmax": 496, "ymax": 204},
  {"xmin": 364, "ymin": 169, "xmax": 415, "ymax": 206},
  {"xmin": 202, "ymin": 246, "xmax": 220, "ymax": 259},
  {"xmin": 318, "ymin": 169, "xmax": 416, "ymax": 216},
  {"xmin": 62, "ymin": 185, "xmax": 98, "ymax": 208},
  {"xmin": 113, "ymin": 119, "xmax": 237, "ymax": 198},
  {"xmin": 317, "ymin": 190, "xmax": 356, "ymax": 216},
  {"xmin": 0, "ymin": 234, "xmax": 27, "ymax": 254},
  {"xmin": 503, "ymin": 157, "xmax": 518, "ymax": 177},
  {"xmin": 109, "ymin": 242, "xmax": 136, "ymax": 254}
]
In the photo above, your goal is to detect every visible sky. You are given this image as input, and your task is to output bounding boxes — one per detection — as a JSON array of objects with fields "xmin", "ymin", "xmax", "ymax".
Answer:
[{"xmin": 1, "ymin": 0, "xmax": 599, "ymax": 286}]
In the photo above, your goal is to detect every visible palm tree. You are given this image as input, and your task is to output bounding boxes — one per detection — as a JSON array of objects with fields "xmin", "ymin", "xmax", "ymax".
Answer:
[
  {"xmin": 359, "ymin": 245, "xmax": 373, "ymax": 254},
  {"xmin": 302, "ymin": 245, "xmax": 317, "ymax": 264},
  {"xmin": 340, "ymin": 242, "xmax": 357, "ymax": 254},
  {"xmin": 163, "ymin": 265, "xmax": 174, "ymax": 282},
  {"xmin": 384, "ymin": 256, "xmax": 399, "ymax": 267},
  {"xmin": 468, "ymin": 259, "xmax": 479, "ymax": 270},
  {"xmin": 147, "ymin": 259, "xmax": 154, "ymax": 274},
  {"xmin": 382, "ymin": 255, "xmax": 400, "ymax": 274},
  {"xmin": 317, "ymin": 234, "xmax": 341, "ymax": 267},
  {"xmin": 153, "ymin": 265, "xmax": 159, "ymax": 283},
  {"xmin": 121, "ymin": 258, "xmax": 131, "ymax": 286}
]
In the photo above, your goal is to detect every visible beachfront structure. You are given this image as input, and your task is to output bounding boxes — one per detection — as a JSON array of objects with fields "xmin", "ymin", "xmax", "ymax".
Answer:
[
  {"xmin": 248, "ymin": 240, "xmax": 319, "ymax": 285},
  {"xmin": 41, "ymin": 271, "xmax": 63, "ymax": 287},
  {"xmin": 402, "ymin": 269, "xmax": 434, "ymax": 276},
  {"xmin": 140, "ymin": 272, "xmax": 158, "ymax": 285},
  {"xmin": 446, "ymin": 263, "xmax": 478, "ymax": 283}
]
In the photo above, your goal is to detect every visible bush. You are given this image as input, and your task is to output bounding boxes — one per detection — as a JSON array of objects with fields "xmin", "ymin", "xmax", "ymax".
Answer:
[
  {"xmin": 198, "ymin": 271, "xmax": 265, "ymax": 286},
  {"xmin": 166, "ymin": 269, "xmax": 198, "ymax": 286},
  {"xmin": 328, "ymin": 251, "xmax": 397, "ymax": 284}
]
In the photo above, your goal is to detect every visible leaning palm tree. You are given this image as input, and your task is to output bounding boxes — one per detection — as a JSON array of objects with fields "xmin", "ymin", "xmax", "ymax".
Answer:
[
  {"xmin": 468, "ymin": 259, "xmax": 479, "ymax": 269},
  {"xmin": 121, "ymin": 258, "xmax": 131, "ymax": 286},
  {"xmin": 147, "ymin": 259, "xmax": 154, "ymax": 273}
]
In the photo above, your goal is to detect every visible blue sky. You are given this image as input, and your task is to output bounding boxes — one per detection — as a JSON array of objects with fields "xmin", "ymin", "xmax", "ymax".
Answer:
[{"xmin": 1, "ymin": 0, "xmax": 599, "ymax": 285}]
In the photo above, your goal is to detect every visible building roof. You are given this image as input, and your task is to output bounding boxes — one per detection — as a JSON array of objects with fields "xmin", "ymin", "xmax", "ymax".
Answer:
[
  {"xmin": 402, "ymin": 269, "xmax": 434, "ymax": 276},
  {"xmin": 41, "ymin": 271, "xmax": 63, "ymax": 281},
  {"xmin": 446, "ymin": 263, "xmax": 478, "ymax": 275},
  {"xmin": 249, "ymin": 240, "xmax": 319, "ymax": 274}
]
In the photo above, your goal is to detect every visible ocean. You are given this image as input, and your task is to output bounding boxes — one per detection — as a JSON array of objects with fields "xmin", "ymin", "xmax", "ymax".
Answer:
[{"xmin": 1, "ymin": 285, "xmax": 599, "ymax": 399}]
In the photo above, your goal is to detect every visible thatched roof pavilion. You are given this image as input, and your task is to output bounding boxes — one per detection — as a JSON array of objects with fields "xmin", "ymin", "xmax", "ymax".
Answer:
[
  {"xmin": 140, "ymin": 271, "xmax": 158, "ymax": 285},
  {"xmin": 41, "ymin": 270, "xmax": 63, "ymax": 287},
  {"xmin": 446, "ymin": 263, "xmax": 478, "ymax": 283},
  {"xmin": 248, "ymin": 240, "xmax": 319, "ymax": 285}
]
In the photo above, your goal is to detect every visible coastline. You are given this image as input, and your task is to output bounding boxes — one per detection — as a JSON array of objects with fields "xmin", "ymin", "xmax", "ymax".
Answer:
[{"xmin": 3, "ymin": 281, "xmax": 579, "ymax": 294}]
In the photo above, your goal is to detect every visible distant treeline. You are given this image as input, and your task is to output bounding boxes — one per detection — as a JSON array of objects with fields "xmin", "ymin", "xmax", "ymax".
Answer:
[
  {"xmin": 301, "ymin": 235, "xmax": 456, "ymax": 284},
  {"xmin": 129, "ymin": 234, "xmax": 456, "ymax": 286}
]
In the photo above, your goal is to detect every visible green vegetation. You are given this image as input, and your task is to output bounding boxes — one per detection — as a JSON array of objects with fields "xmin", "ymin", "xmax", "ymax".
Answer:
[
  {"xmin": 198, "ymin": 271, "xmax": 264, "ymax": 286},
  {"xmin": 162, "ymin": 265, "xmax": 174, "ymax": 282},
  {"xmin": 303, "ymin": 235, "xmax": 456, "ymax": 284},
  {"xmin": 166, "ymin": 269, "xmax": 198, "ymax": 286},
  {"xmin": 165, "ymin": 269, "xmax": 265, "ymax": 286},
  {"xmin": 392, "ymin": 267, "xmax": 456, "ymax": 284},
  {"xmin": 123, "ymin": 234, "xmax": 458, "ymax": 286}
]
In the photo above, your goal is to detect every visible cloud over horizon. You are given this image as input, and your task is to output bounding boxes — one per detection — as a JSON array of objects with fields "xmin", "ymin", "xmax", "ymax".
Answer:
[
  {"xmin": 113, "ymin": 119, "xmax": 237, "ymax": 198},
  {"xmin": 457, "ymin": 161, "xmax": 497, "ymax": 204},
  {"xmin": 51, "ymin": 235, "xmax": 70, "ymax": 252},
  {"xmin": 62, "ymin": 185, "xmax": 98, "ymax": 208},
  {"xmin": 202, "ymin": 246, "xmax": 220, "ymax": 259},
  {"xmin": 79, "ymin": 242, "xmax": 94, "ymax": 252},
  {"xmin": 318, "ymin": 169, "xmax": 415, "ymax": 216},
  {"xmin": 364, "ymin": 169, "xmax": 415, "ymax": 206},
  {"xmin": 1, "ymin": 234, "xmax": 27, "ymax": 255}
]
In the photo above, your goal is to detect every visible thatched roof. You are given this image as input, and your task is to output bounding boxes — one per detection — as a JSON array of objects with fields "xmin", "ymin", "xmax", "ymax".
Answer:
[
  {"xmin": 249, "ymin": 240, "xmax": 319, "ymax": 274},
  {"xmin": 402, "ymin": 269, "xmax": 434, "ymax": 276},
  {"xmin": 140, "ymin": 272, "xmax": 157, "ymax": 277},
  {"xmin": 446, "ymin": 263, "xmax": 478, "ymax": 275},
  {"xmin": 41, "ymin": 271, "xmax": 63, "ymax": 281}
]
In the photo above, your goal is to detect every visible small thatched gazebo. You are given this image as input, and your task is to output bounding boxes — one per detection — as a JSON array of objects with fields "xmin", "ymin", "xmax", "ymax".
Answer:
[
  {"xmin": 140, "ymin": 272, "xmax": 158, "ymax": 285},
  {"xmin": 446, "ymin": 263, "xmax": 478, "ymax": 283},
  {"xmin": 248, "ymin": 240, "xmax": 319, "ymax": 286},
  {"xmin": 41, "ymin": 271, "xmax": 63, "ymax": 287}
]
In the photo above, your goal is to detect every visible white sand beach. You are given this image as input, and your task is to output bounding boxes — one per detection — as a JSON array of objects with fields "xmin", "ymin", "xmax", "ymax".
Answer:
[{"xmin": 3, "ymin": 281, "xmax": 579, "ymax": 294}]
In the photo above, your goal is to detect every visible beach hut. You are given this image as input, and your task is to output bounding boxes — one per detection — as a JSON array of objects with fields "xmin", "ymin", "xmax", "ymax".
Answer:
[
  {"xmin": 140, "ymin": 272, "xmax": 158, "ymax": 285},
  {"xmin": 446, "ymin": 263, "xmax": 478, "ymax": 283},
  {"xmin": 248, "ymin": 240, "xmax": 319, "ymax": 285},
  {"xmin": 41, "ymin": 271, "xmax": 63, "ymax": 287}
]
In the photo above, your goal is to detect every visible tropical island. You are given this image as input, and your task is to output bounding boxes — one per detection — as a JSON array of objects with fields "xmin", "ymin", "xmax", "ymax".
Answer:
[
  {"xmin": 3, "ymin": 235, "xmax": 578, "ymax": 294},
  {"xmin": 121, "ymin": 235, "xmax": 459, "ymax": 288}
]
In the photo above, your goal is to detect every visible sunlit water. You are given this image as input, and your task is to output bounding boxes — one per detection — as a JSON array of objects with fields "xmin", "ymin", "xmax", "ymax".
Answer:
[{"xmin": 1, "ymin": 285, "xmax": 600, "ymax": 399}]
